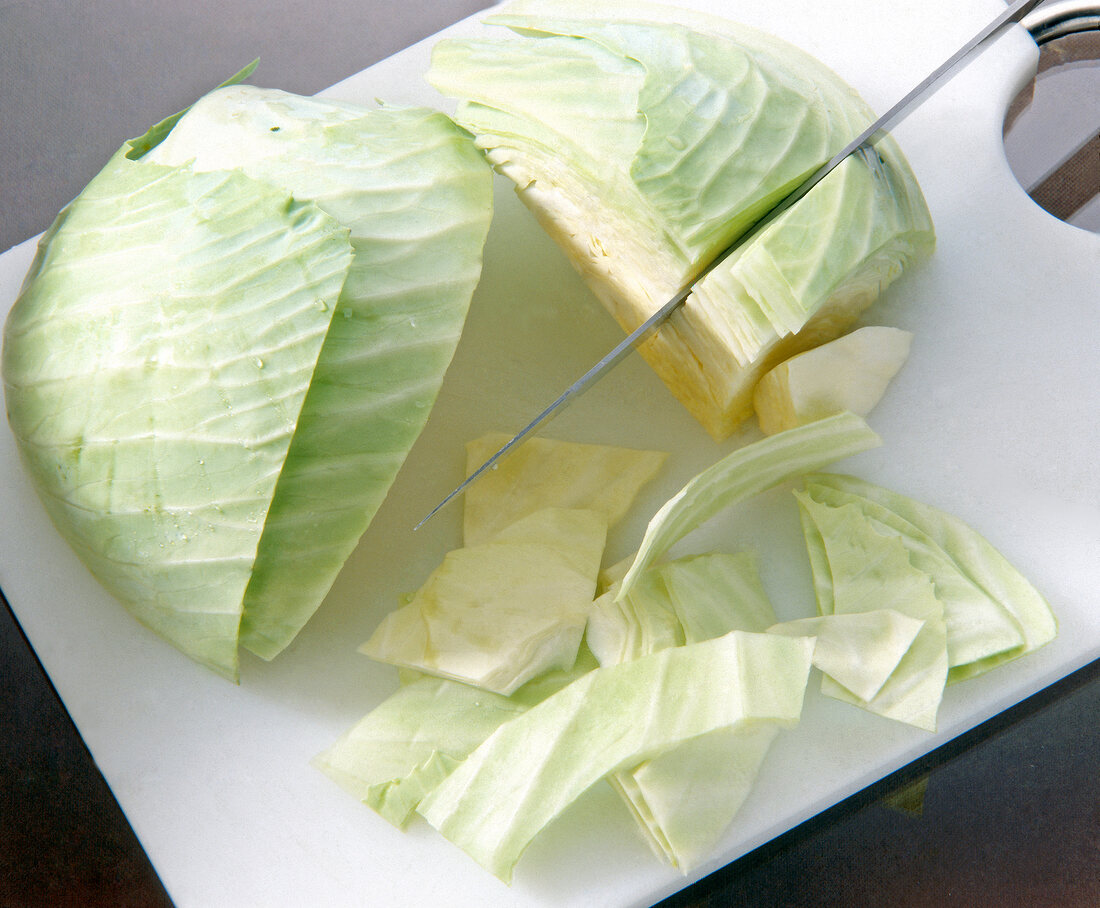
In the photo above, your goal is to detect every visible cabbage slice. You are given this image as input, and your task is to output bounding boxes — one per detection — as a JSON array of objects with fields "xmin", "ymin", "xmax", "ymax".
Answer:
[
  {"xmin": 791, "ymin": 492, "xmax": 949, "ymax": 730},
  {"xmin": 360, "ymin": 508, "xmax": 606, "ymax": 694},
  {"xmin": 768, "ymin": 610, "xmax": 927, "ymax": 704},
  {"xmin": 619, "ymin": 411, "xmax": 880, "ymax": 600},
  {"xmin": 417, "ymin": 630, "xmax": 814, "ymax": 882},
  {"xmin": 2, "ymin": 85, "xmax": 493, "ymax": 678},
  {"xmin": 461, "ymin": 432, "xmax": 666, "ymax": 546},
  {"xmin": 428, "ymin": 0, "xmax": 934, "ymax": 438},
  {"xmin": 313, "ymin": 652, "xmax": 596, "ymax": 828},
  {"xmin": 801, "ymin": 474, "xmax": 1057, "ymax": 681},
  {"xmin": 788, "ymin": 474, "xmax": 1057, "ymax": 728},
  {"xmin": 595, "ymin": 551, "xmax": 788, "ymax": 872}
]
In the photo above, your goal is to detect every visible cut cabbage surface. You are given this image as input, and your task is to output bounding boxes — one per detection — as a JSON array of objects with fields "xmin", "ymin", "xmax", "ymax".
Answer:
[
  {"xmin": 462, "ymin": 432, "xmax": 666, "ymax": 545},
  {"xmin": 428, "ymin": 0, "xmax": 935, "ymax": 438},
  {"xmin": 2, "ymin": 83, "xmax": 494, "ymax": 679}
]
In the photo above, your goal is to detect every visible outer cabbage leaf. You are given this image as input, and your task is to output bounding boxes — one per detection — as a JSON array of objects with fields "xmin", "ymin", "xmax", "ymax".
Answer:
[
  {"xmin": 3, "ymin": 153, "xmax": 352, "ymax": 680},
  {"xmin": 148, "ymin": 87, "xmax": 495, "ymax": 660},
  {"xmin": 4, "ymin": 84, "xmax": 494, "ymax": 677}
]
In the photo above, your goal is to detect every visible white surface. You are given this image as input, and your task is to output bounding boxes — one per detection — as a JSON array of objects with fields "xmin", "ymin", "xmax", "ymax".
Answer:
[{"xmin": 1, "ymin": 1, "xmax": 1098, "ymax": 906}]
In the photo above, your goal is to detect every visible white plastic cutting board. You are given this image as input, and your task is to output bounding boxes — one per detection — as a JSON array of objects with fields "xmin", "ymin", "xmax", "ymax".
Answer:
[{"xmin": 1, "ymin": 2, "xmax": 1098, "ymax": 906}]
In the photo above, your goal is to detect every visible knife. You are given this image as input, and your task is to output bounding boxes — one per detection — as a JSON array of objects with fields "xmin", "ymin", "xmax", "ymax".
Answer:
[{"xmin": 416, "ymin": 0, "xmax": 1044, "ymax": 530}]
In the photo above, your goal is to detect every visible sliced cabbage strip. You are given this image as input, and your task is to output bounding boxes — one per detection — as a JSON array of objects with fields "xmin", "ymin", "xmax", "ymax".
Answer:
[
  {"xmin": 417, "ymin": 630, "xmax": 814, "ymax": 882},
  {"xmin": 313, "ymin": 652, "xmax": 596, "ymax": 828},
  {"xmin": 801, "ymin": 474, "xmax": 1057, "ymax": 682},
  {"xmin": 618, "ymin": 411, "xmax": 880, "ymax": 600},
  {"xmin": 592, "ymin": 551, "xmax": 788, "ymax": 872}
]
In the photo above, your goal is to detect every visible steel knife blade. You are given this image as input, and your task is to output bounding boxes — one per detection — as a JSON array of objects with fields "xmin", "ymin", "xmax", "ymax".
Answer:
[{"xmin": 416, "ymin": 0, "xmax": 1043, "ymax": 530}]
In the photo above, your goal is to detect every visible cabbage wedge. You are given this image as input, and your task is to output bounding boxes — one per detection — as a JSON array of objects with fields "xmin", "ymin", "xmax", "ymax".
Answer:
[
  {"xmin": 3, "ymin": 82, "xmax": 493, "ymax": 679},
  {"xmin": 428, "ymin": 0, "xmax": 935, "ymax": 438}
]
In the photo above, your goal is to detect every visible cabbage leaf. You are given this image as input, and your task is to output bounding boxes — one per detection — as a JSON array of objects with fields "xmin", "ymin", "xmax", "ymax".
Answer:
[
  {"xmin": 313, "ymin": 651, "xmax": 597, "ymax": 828},
  {"xmin": 618, "ymin": 411, "xmax": 880, "ymax": 600},
  {"xmin": 461, "ymin": 432, "xmax": 666, "ymax": 545},
  {"xmin": 417, "ymin": 630, "xmax": 814, "ymax": 882},
  {"xmin": 595, "ymin": 551, "xmax": 788, "ymax": 872},
  {"xmin": 800, "ymin": 474, "xmax": 1057, "ymax": 681},
  {"xmin": 360, "ymin": 507, "xmax": 606, "ymax": 694}
]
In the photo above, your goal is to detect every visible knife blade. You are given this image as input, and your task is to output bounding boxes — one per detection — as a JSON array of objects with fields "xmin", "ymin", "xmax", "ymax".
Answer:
[{"xmin": 416, "ymin": 0, "xmax": 1044, "ymax": 530}]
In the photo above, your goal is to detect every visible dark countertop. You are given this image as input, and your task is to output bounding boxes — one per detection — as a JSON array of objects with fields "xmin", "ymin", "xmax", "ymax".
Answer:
[{"xmin": 2, "ymin": 2, "xmax": 1097, "ymax": 906}]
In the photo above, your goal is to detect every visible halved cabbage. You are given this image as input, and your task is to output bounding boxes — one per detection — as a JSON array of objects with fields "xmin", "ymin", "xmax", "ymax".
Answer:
[
  {"xmin": 428, "ymin": 0, "xmax": 935, "ymax": 438},
  {"xmin": 2, "ymin": 83, "xmax": 494, "ymax": 679}
]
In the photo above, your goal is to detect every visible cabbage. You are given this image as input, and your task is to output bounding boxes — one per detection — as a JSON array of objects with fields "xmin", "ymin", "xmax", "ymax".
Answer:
[
  {"xmin": 785, "ymin": 474, "xmax": 1058, "ymax": 729},
  {"xmin": 618, "ymin": 411, "xmax": 881, "ymax": 600},
  {"xmin": 360, "ymin": 507, "xmax": 606, "ymax": 694},
  {"xmin": 591, "ymin": 551, "xmax": 790, "ymax": 872},
  {"xmin": 753, "ymin": 326, "xmax": 913, "ymax": 434},
  {"xmin": 791, "ymin": 492, "xmax": 949, "ymax": 730},
  {"xmin": 799, "ymin": 474, "xmax": 1057, "ymax": 681},
  {"xmin": 427, "ymin": 0, "xmax": 935, "ymax": 438},
  {"xmin": 313, "ymin": 651, "xmax": 597, "ymax": 829},
  {"xmin": 417, "ymin": 630, "xmax": 814, "ymax": 882},
  {"xmin": 461, "ymin": 432, "xmax": 666, "ymax": 545},
  {"xmin": 2, "ymin": 83, "xmax": 493, "ymax": 679}
]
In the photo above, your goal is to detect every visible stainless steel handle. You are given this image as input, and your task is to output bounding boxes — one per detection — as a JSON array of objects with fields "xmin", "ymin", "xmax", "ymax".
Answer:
[{"xmin": 1023, "ymin": 0, "xmax": 1100, "ymax": 43}]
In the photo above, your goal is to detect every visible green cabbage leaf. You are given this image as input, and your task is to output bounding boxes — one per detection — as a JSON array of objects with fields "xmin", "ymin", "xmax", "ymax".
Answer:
[
  {"xmin": 417, "ymin": 630, "xmax": 814, "ymax": 882},
  {"xmin": 618, "ymin": 411, "xmax": 881, "ymax": 600}
]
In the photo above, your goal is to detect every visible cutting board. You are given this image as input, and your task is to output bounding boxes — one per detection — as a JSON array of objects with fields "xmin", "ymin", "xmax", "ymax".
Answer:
[{"xmin": 1, "ymin": 2, "xmax": 1097, "ymax": 906}]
